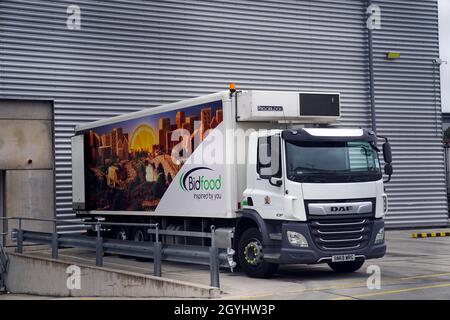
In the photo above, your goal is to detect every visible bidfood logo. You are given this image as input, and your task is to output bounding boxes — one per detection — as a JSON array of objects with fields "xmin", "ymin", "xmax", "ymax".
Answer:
[{"xmin": 179, "ymin": 167, "xmax": 222, "ymax": 192}]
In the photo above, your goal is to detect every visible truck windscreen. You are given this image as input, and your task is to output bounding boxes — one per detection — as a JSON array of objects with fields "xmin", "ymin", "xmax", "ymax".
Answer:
[{"xmin": 285, "ymin": 140, "xmax": 382, "ymax": 183}]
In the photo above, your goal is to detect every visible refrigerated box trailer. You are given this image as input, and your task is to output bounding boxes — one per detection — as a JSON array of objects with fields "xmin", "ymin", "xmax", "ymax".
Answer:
[{"xmin": 71, "ymin": 87, "xmax": 392, "ymax": 278}]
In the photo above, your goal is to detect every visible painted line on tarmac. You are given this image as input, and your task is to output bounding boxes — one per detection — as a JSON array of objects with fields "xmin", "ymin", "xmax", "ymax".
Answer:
[
  {"xmin": 400, "ymin": 272, "xmax": 450, "ymax": 280},
  {"xmin": 330, "ymin": 282, "xmax": 450, "ymax": 300},
  {"xmin": 412, "ymin": 232, "xmax": 450, "ymax": 239}
]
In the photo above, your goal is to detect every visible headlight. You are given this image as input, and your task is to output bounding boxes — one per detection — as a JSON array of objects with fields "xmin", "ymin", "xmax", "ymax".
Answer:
[
  {"xmin": 375, "ymin": 227, "xmax": 385, "ymax": 244},
  {"xmin": 287, "ymin": 231, "xmax": 309, "ymax": 247}
]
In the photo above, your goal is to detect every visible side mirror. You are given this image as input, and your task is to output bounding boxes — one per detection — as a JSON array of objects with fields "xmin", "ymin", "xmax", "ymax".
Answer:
[
  {"xmin": 383, "ymin": 142, "xmax": 392, "ymax": 164},
  {"xmin": 384, "ymin": 163, "xmax": 393, "ymax": 176},
  {"xmin": 269, "ymin": 177, "xmax": 283, "ymax": 187},
  {"xmin": 384, "ymin": 163, "xmax": 393, "ymax": 183}
]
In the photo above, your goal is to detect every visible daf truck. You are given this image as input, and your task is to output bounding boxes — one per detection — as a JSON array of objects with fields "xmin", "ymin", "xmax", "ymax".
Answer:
[{"xmin": 71, "ymin": 87, "xmax": 392, "ymax": 278}]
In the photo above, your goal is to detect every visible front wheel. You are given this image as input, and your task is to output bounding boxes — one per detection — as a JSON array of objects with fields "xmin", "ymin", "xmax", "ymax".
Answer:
[
  {"xmin": 237, "ymin": 228, "xmax": 279, "ymax": 278},
  {"xmin": 328, "ymin": 259, "xmax": 365, "ymax": 273}
]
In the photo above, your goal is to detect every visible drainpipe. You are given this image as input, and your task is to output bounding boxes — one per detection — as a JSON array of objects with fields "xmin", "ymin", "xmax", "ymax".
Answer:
[
  {"xmin": 367, "ymin": 0, "xmax": 377, "ymax": 134},
  {"xmin": 0, "ymin": 171, "xmax": 4, "ymax": 247}
]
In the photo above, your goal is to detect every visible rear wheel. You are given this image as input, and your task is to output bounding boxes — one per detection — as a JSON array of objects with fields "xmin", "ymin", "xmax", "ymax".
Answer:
[
  {"xmin": 131, "ymin": 227, "xmax": 147, "ymax": 242},
  {"xmin": 131, "ymin": 227, "xmax": 149, "ymax": 261},
  {"xmin": 109, "ymin": 226, "xmax": 130, "ymax": 257},
  {"xmin": 238, "ymin": 228, "xmax": 279, "ymax": 278},
  {"xmin": 328, "ymin": 259, "xmax": 365, "ymax": 273},
  {"xmin": 113, "ymin": 226, "xmax": 129, "ymax": 241}
]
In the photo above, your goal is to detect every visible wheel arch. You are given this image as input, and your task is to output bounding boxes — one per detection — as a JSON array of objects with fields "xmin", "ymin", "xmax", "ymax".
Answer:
[{"xmin": 235, "ymin": 209, "xmax": 278, "ymax": 246}]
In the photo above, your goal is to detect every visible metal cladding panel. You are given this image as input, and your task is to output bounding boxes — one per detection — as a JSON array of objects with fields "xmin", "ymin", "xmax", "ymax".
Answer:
[
  {"xmin": 0, "ymin": 0, "xmax": 446, "ymax": 229},
  {"xmin": 372, "ymin": 0, "xmax": 449, "ymax": 227},
  {"xmin": 0, "ymin": 0, "xmax": 371, "ymax": 231}
]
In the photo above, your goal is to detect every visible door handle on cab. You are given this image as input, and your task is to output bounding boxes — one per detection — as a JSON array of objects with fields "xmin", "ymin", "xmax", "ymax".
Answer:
[{"xmin": 284, "ymin": 195, "xmax": 298, "ymax": 214}]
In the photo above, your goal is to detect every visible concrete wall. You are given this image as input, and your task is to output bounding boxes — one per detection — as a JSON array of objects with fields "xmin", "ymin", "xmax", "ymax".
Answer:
[
  {"xmin": 0, "ymin": 100, "xmax": 54, "ymax": 244},
  {"xmin": 5, "ymin": 253, "xmax": 219, "ymax": 298},
  {"xmin": 5, "ymin": 170, "xmax": 54, "ymax": 234},
  {"xmin": 0, "ymin": 120, "xmax": 53, "ymax": 170},
  {"xmin": 0, "ymin": 100, "xmax": 53, "ymax": 170}
]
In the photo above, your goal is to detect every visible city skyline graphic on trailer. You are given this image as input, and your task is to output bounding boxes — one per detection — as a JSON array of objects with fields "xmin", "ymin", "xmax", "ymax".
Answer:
[{"xmin": 86, "ymin": 100, "xmax": 223, "ymax": 212}]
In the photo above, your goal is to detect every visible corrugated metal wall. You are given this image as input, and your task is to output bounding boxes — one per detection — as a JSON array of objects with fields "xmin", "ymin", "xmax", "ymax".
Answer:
[
  {"xmin": 373, "ymin": 0, "xmax": 448, "ymax": 227},
  {"xmin": 0, "ymin": 0, "xmax": 448, "ymax": 228}
]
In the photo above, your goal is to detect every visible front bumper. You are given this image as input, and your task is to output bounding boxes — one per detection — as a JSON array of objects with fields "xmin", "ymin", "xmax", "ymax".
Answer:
[{"xmin": 264, "ymin": 219, "xmax": 386, "ymax": 264}]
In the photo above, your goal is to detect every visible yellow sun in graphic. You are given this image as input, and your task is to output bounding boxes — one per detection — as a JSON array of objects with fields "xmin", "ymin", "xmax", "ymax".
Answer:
[{"xmin": 130, "ymin": 124, "xmax": 157, "ymax": 152}]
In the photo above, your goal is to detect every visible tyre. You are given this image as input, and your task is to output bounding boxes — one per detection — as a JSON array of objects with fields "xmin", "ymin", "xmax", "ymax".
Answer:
[
  {"xmin": 328, "ymin": 259, "xmax": 365, "ymax": 273},
  {"xmin": 164, "ymin": 224, "xmax": 183, "ymax": 245},
  {"xmin": 131, "ymin": 227, "xmax": 147, "ymax": 242},
  {"xmin": 131, "ymin": 227, "xmax": 150, "ymax": 261},
  {"xmin": 237, "ymin": 227, "xmax": 279, "ymax": 278},
  {"xmin": 109, "ymin": 226, "xmax": 130, "ymax": 258},
  {"xmin": 113, "ymin": 226, "xmax": 129, "ymax": 241}
]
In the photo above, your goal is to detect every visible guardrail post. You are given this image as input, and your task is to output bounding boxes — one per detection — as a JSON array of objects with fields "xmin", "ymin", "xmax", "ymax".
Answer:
[
  {"xmin": 95, "ymin": 222, "xmax": 103, "ymax": 267},
  {"xmin": 17, "ymin": 218, "xmax": 23, "ymax": 254},
  {"xmin": 1, "ymin": 218, "xmax": 7, "ymax": 248},
  {"xmin": 153, "ymin": 224, "xmax": 162, "ymax": 277},
  {"xmin": 17, "ymin": 230, "xmax": 23, "ymax": 254},
  {"xmin": 51, "ymin": 220, "xmax": 59, "ymax": 259},
  {"xmin": 209, "ymin": 225, "xmax": 220, "ymax": 288}
]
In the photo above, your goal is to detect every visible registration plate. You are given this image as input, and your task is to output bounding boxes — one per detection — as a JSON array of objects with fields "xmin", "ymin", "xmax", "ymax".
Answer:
[{"xmin": 331, "ymin": 254, "xmax": 355, "ymax": 262}]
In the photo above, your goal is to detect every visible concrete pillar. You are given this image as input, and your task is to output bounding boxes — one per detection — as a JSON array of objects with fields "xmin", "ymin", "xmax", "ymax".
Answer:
[{"xmin": 0, "ymin": 100, "xmax": 54, "ymax": 245}]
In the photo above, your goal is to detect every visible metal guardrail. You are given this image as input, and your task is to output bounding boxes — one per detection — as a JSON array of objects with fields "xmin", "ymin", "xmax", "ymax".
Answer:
[{"xmin": 0, "ymin": 217, "xmax": 235, "ymax": 288}]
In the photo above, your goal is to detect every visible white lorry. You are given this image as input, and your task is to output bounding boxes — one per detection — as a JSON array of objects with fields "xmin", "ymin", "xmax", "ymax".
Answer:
[{"xmin": 71, "ymin": 87, "xmax": 392, "ymax": 278}]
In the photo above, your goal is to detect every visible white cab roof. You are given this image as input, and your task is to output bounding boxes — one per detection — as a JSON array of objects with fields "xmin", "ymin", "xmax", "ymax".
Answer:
[{"xmin": 303, "ymin": 128, "xmax": 364, "ymax": 137}]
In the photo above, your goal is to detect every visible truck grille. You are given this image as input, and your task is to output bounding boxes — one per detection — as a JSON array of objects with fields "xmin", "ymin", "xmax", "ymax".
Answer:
[{"xmin": 309, "ymin": 218, "xmax": 373, "ymax": 251}]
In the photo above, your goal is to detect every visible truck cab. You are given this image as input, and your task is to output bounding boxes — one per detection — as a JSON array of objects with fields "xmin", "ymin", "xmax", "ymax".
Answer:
[{"xmin": 236, "ymin": 127, "xmax": 391, "ymax": 277}]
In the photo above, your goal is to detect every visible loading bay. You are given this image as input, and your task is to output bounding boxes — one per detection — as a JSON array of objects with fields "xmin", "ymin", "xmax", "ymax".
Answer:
[{"xmin": 1, "ymin": 229, "xmax": 450, "ymax": 300}]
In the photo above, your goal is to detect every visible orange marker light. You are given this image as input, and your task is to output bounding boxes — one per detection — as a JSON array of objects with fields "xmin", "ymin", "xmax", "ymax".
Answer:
[{"xmin": 229, "ymin": 83, "xmax": 236, "ymax": 93}]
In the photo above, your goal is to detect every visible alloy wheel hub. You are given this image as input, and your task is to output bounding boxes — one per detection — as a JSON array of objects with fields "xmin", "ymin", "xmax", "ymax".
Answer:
[{"xmin": 244, "ymin": 239, "xmax": 264, "ymax": 266}]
